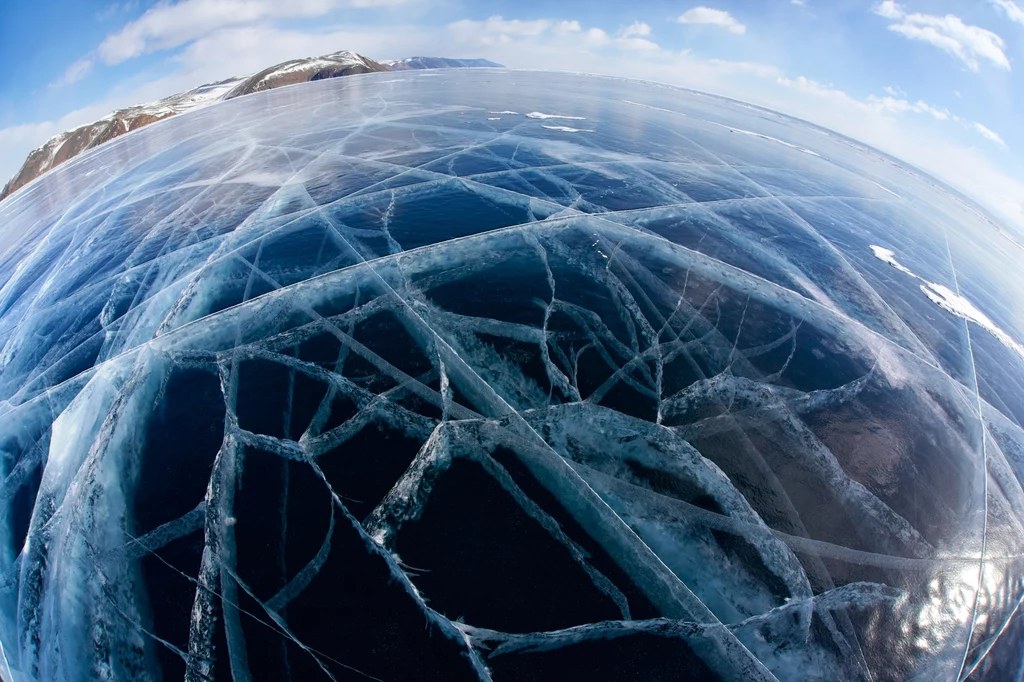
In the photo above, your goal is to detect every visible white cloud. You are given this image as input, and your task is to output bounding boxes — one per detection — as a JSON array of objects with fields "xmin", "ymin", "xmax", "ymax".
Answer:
[
  {"xmin": 875, "ymin": 0, "xmax": 903, "ymax": 20},
  {"xmin": 553, "ymin": 20, "xmax": 581, "ymax": 35},
  {"xmin": 989, "ymin": 0, "xmax": 1024, "ymax": 26},
  {"xmin": 873, "ymin": 2, "xmax": 1010, "ymax": 71},
  {"xmin": 777, "ymin": 76, "xmax": 1000, "ymax": 134},
  {"xmin": 866, "ymin": 94, "xmax": 950, "ymax": 119},
  {"xmin": 448, "ymin": 16, "xmax": 658, "ymax": 51},
  {"xmin": 973, "ymin": 122, "xmax": 1006, "ymax": 146},
  {"xmin": 676, "ymin": 7, "xmax": 746, "ymax": 35},
  {"xmin": 95, "ymin": 2, "xmax": 138, "ymax": 22},
  {"xmin": 704, "ymin": 58, "xmax": 778, "ymax": 78},
  {"xmin": 168, "ymin": 22, "xmax": 431, "ymax": 80},
  {"xmin": 583, "ymin": 28, "xmax": 611, "ymax": 46},
  {"xmin": 618, "ymin": 21, "xmax": 651, "ymax": 38},
  {"xmin": 51, "ymin": 58, "xmax": 95, "ymax": 87},
  {"xmin": 447, "ymin": 16, "xmax": 554, "ymax": 45},
  {"xmin": 616, "ymin": 37, "xmax": 660, "ymax": 51},
  {"xmin": 97, "ymin": 0, "xmax": 410, "ymax": 65}
]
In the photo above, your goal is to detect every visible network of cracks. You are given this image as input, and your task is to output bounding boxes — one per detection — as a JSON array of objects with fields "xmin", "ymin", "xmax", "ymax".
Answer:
[{"xmin": 0, "ymin": 73, "xmax": 1023, "ymax": 682}]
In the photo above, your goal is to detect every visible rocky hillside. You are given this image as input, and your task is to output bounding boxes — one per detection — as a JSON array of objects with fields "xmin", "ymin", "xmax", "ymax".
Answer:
[
  {"xmin": 0, "ymin": 78, "xmax": 242, "ymax": 203},
  {"xmin": 0, "ymin": 51, "xmax": 501, "ymax": 203}
]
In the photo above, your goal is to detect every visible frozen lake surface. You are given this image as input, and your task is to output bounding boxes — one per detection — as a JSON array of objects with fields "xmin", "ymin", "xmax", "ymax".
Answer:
[{"xmin": 0, "ymin": 70, "xmax": 1022, "ymax": 681}]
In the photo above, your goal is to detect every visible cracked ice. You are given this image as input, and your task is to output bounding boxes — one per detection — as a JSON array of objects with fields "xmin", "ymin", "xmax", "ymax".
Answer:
[{"xmin": 0, "ymin": 71, "xmax": 1022, "ymax": 681}]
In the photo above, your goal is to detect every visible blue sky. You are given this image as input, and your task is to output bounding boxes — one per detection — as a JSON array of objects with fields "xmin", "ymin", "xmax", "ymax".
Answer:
[{"xmin": 1, "ymin": 0, "xmax": 1023, "ymax": 229}]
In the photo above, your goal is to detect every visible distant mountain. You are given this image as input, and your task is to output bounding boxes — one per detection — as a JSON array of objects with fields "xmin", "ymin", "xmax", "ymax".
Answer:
[
  {"xmin": 223, "ymin": 51, "xmax": 389, "ymax": 99},
  {"xmin": 0, "ymin": 52, "xmax": 503, "ymax": 203},
  {"xmin": 383, "ymin": 57, "xmax": 504, "ymax": 70}
]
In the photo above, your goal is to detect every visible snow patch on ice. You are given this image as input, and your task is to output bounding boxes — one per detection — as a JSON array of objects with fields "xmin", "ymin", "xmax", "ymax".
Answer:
[
  {"xmin": 920, "ymin": 282, "xmax": 1024, "ymax": 358},
  {"xmin": 870, "ymin": 245, "xmax": 1024, "ymax": 359},
  {"xmin": 869, "ymin": 245, "xmax": 916, "ymax": 277},
  {"xmin": 526, "ymin": 112, "xmax": 586, "ymax": 120},
  {"xmin": 542, "ymin": 125, "xmax": 590, "ymax": 133}
]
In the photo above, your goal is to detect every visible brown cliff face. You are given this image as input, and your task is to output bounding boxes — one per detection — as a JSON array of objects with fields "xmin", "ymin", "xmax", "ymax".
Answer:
[
  {"xmin": 0, "ymin": 111, "xmax": 178, "ymax": 202},
  {"xmin": 0, "ymin": 51, "xmax": 398, "ymax": 203}
]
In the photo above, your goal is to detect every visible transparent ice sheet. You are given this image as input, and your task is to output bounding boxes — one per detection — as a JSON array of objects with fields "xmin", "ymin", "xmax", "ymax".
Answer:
[{"xmin": 0, "ymin": 71, "xmax": 1021, "ymax": 681}]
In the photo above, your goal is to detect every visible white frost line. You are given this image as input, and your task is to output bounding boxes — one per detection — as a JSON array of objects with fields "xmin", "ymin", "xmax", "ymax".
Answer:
[
  {"xmin": 621, "ymin": 100, "xmax": 676, "ymax": 114},
  {"xmin": 944, "ymin": 228, "xmax": 990, "ymax": 682},
  {"xmin": 727, "ymin": 127, "xmax": 820, "ymax": 157},
  {"xmin": 871, "ymin": 181, "xmax": 901, "ymax": 199},
  {"xmin": 869, "ymin": 245, "xmax": 1024, "ymax": 360},
  {"xmin": 525, "ymin": 112, "xmax": 587, "ymax": 120},
  {"xmin": 542, "ymin": 125, "xmax": 591, "ymax": 133}
]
